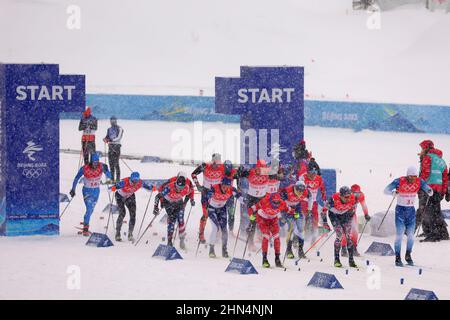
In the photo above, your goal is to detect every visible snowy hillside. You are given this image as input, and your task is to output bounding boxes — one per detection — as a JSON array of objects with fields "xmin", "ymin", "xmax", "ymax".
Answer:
[{"xmin": 1, "ymin": 0, "xmax": 450, "ymax": 105}]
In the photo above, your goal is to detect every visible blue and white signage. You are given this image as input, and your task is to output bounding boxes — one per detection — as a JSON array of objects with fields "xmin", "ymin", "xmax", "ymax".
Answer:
[{"xmin": 0, "ymin": 64, "xmax": 85, "ymax": 236}]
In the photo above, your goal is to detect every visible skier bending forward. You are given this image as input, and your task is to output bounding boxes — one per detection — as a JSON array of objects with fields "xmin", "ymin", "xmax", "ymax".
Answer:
[{"xmin": 248, "ymin": 193, "xmax": 291, "ymax": 268}]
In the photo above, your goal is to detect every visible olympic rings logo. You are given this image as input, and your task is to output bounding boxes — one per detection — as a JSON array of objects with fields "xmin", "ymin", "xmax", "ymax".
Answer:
[{"xmin": 22, "ymin": 168, "xmax": 45, "ymax": 179}]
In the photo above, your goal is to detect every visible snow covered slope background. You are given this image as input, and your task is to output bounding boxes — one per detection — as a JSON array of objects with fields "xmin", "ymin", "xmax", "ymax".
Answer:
[{"xmin": 1, "ymin": 0, "xmax": 450, "ymax": 105}]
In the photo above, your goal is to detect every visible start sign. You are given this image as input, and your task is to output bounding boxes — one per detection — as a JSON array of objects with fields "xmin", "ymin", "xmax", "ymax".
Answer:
[
  {"xmin": 0, "ymin": 64, "xmax": 85, "ymax": 236},
  {"xmin": 215, "ymin": 66, "xmax": 304, "ymax": 165}
]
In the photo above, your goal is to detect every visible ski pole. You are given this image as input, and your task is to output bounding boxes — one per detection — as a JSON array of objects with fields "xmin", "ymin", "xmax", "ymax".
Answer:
[
  {"xmin": 105, "ymin": 189, "xmax": 115, "ymax": 235},
  {"xmin": 134, "ymin": 214, "xmax": 158, "ymax": 247},
  {"xmin": 120, "ymin": 157, "xmax": 134, "ymax": 173},
  {"xmin": 136, "ymin": 189, "xmax": 154, "ymax": 240},
  {"xmin": 377, "ymin": 193, "xmax": 397, "ymax": 231},
  {"xmin": 294, "ymin": 229, "xmax": 333, "ymax": 264},
  {"xmin": 242, "ymin": 222, "xmax": 256, "ymax": 259},
  {"xmin": 314, "ymin": 229, "xmax": 335, "ymax": 253},
  {"xmin": 77, "ymin": 149, "xmax": 83, "ymax": 170},
  {"xmin": 416, "ymin": 195, "xmax": 430, "ymax": 237},
  {"xmin": 358, "ymin": 219, "xmax": 369, "ymax": 244},
  {"xmin": 59, "ymin": 197, "xmax": 74, "ymax": 219}
]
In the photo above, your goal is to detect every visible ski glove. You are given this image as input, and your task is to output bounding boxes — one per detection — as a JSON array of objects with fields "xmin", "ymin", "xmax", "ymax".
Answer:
[
  {"xmin": 153, "ymin": 206, "xmax": 160, "ymax": 216},
  {"xmin": 69, "ymin": 189, "xmax": 75, "ymax": 198},
  {"xmin": 365, "ymin": 215, "xmax": 371, "ymax": 222},
  {"xmin": 392, "ymin": 190, "xmax": 399, "ymax": 196},
  {"xmin": 249, "ymin": 214, "xmax": 256, "ymax": 222},
  {"xmin": 190, "ymin": 199, "xmax": 195, "ymax": 206},
  {"xmin": 294, "ymin": 212, "xmax": 300, "ymax": 219}
]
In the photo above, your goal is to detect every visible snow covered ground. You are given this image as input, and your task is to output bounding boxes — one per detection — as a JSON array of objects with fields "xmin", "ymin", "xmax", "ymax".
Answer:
[{"xmin": 1, "ymin": 120, "xmax": 450, "ymax": 300}]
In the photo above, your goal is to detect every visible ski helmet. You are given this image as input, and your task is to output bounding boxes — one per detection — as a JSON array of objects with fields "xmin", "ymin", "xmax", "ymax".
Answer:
[
  {"xmin": 419, "ymin": 140, "xmax": 434, "ymax": 151},
  {"xmin": 294, "ymin": 181, "xmax": 306, "ymax": 193},
  {"xmin": 351, "ymin": 184, "xmax": 361, "ymax": 193},
  {"xmin": 224, "ymin": 160, "xmax": 233, "ymax": 175},
  {"xmin": 130, "ymin": 172, "xmax": 140, "ymax": 183},
  {"xmin": 175, "ymin": 176, "xmax": 186, "ymax": 190},
  {"xmin": 407, "ymin": 166, "xmax": 418, "ymax": 177},
  {"xmin": 256, "ymin": 159, "xmax": 267, "ymax": 168},
  {"xmin": 177, "ymin": 171, "xmax": 187, "ymax": 179},
  {"xmin": 307, "ymin": 164, "xmax": 318, "ymax": 175},
  {"xmin": 211, "ymin": 153, "xmax": 221, "ymax": 164},
  {"xmin": 339, "ymin": 186, "xmax": 351, "ymax": 197},
  {"xmin": 91, "ymin": 152, "xmax": 100, "ymax": 163},
  {"xmin": 269, "ymin": 193, "xmax": 282, "ymax": 207}
]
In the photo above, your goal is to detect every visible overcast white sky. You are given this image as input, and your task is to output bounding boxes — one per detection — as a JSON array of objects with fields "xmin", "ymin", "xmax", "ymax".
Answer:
[{"xmin": 1, "ymin": 0, "xmax": 449, "ymax": 105}]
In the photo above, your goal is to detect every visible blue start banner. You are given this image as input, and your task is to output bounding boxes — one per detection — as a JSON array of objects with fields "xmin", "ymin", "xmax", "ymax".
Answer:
[
  {"xmin": 0, "ymin": 64, "xmax": 85, "ymax": 236},
  {"xmin": 215, "ymin": 66, "xmax": 304, "ymax": 165}
]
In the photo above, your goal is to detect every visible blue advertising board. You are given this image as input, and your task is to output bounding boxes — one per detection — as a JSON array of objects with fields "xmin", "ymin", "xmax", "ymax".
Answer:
[
  {"xmin": 215, "ymin": 66, "xmax": 304, "ymax": 165},
  {"xmin": 0, "ymin": 64, "xmax": 85, "ymax": 236}
]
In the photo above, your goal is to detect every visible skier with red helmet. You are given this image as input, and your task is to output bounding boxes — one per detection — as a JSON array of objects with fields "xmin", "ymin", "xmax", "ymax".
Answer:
[
  {"xmin": 248, "ymin": 192, "xmax": 291, "ymax": 268},
  {"xmin": 340, "ymin": 184, "xmax": 371, "ymax": 257},
  {"xmin": 78, "ymin": 106, "xmax": 98, "ymax": 165}
]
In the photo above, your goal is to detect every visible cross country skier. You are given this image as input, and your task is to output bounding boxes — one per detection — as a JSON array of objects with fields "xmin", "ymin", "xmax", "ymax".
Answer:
[
  {"xmin": 78, "ymin": 106, "xmax": 98, "ymax": 165},
  {"xmin": 322, "ymin": 186, "xmax": 358, "ymax": 268},
  {"xmin": 153, "ymin": 174, "xmax": 194, "ymax": 248},
  {"xmin": 280, "ymin": 181, "xmax": 313, "ymax": 259},
  {"xmin": 110, "ymin": 172, "xmax": 153, "ymax": 242},
  {"xmin": 191, "ymin": 153, "xmax": 225, "ymax": 243},
  {"xmin": 248, "ymin": 193, "xmax": 290, "ymax": 268},
  {"xmin": 70, "ymin": 152, "xmax": 112, "ymax": 236},
  {"xmin": 206, "ymin": 177, "xmax": 242, "ymax": 258},
  {"xmin": 298, "ymin": 163, "xmax": 326, "ymax": 243},
  {"xmin": 223, "ymin": 160, "xmax": 239, "ymax": 233},
  {"xmin": 103, "ymin": 116, "xmax": 124, "ymax": 183},
  {"xmin": 384, "ymin": 166, "xmax": 433, "ymax": 266},
  {"xmin": 240, "ymin": 159, "xmax": 270, "ymax": 251},
  {"xmin": 341, "ymin": 184, "xmax": 371, "ymax": 257}
]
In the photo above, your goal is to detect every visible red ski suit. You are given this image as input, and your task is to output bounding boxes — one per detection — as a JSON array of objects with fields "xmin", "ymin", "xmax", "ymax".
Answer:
[{"xmin": 248, "ymin": 193, "xmax": 291, "ymax": 254}]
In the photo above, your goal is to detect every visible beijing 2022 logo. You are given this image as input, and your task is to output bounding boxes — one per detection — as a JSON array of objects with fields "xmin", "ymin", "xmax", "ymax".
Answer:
[{"xmin": 19, "ymin": 140, "xmax": 47, "ymax": 179}]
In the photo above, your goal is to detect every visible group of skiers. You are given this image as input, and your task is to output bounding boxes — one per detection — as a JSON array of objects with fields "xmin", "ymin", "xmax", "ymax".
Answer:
[{"xmin": 70, "ymin": 109, "xmax": 450, "ymax": 269}]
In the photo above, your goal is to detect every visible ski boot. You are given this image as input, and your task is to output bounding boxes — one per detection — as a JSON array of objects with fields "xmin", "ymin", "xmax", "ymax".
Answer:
[
  {"xmin": 405, "ymin": 251, "xmax": 414, "ymax": 266},
  {"xmin": 167, "ymin": 238, "xmax": 173, "ymax": 247},
  {"xmin": 341, "ymin": 246, "xmax": 348, "ymax": 257},
  {"xmin": 262, "ymin": 253, "xmax": 270, "ymax": 268},
  {"xmin": 199, "ymin": 233, "xmax": 206, "ymax": 244},
  {"xmin": 395, "ymin": 254, "xmax": 403, "ymax": 267},
  {"xmin": 179, "ymin": 237, "xmax": 186, "ymax": 250},
  {"xmin": 82, "ymin": 224, "xmax": 90, "ymax": 237},
  {"xmin": 297, "ymin": 238, "xmax": 306, "ymax": 258},
  {"xmin": 334, "ymin": 258, "xmax": 343, "ymax": 268},
  {"xmin": 209, "ymin": 245, "xmax": 216, "ymax": 258},
  {"xmin": 115, "ymin": 230, "xmax": 122, "ymax": 241},
  {"xmin": 349, "ymin": 258, "xmax": 358, "ymax": 268},
  {"xmin": 286, "ymin": 240, "xmax": 295, "ymax": 259},
  {"xmin": 222, "ymin": 245, "xmax": 229, "ymax": 258},
  {"xmin": 275, "ymin": 254, "xmax": 283, "ymax": 268},
  {"xmin": 127, "ymin": 232, "xmax": 134, "ymax": 242}
]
